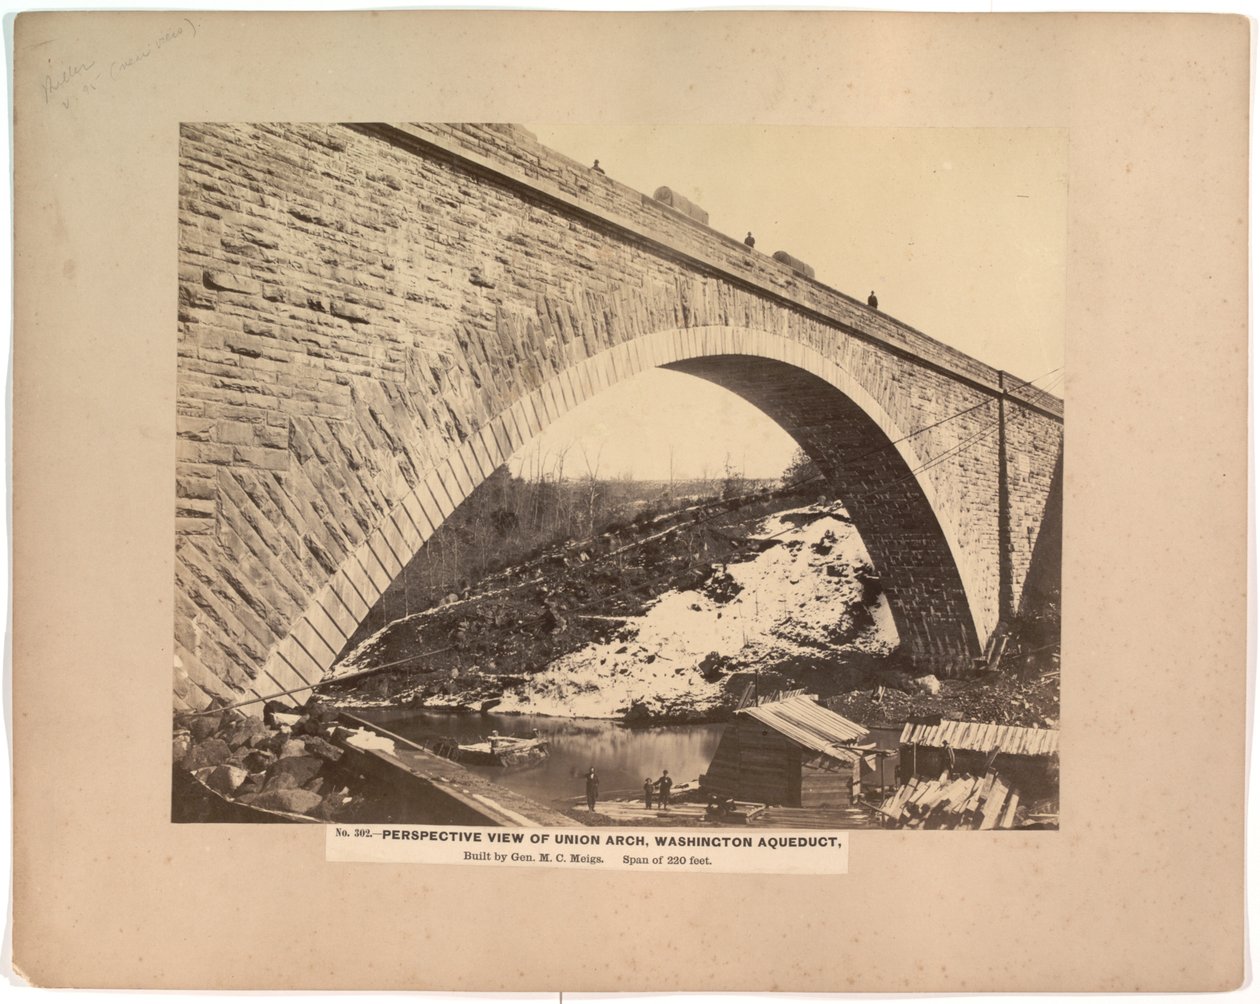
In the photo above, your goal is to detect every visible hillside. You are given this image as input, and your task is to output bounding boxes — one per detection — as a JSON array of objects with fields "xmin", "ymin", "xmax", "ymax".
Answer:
[{"xmin": 325, "ymin": 487, "xmax": 1059, "ymax": 730}]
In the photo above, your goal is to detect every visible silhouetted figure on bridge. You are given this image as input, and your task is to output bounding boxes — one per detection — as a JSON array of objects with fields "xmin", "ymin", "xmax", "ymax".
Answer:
[
  {"xmin": 868, "ymin": 290, "xmax": 879, "ymax": 309},
  {"xmin": 591, "ymin": 159, "xmax": 605, "ymax": 175},
  {"xmin": 744, "ymin": 232, "xmax": 756, "ymax": 248}
]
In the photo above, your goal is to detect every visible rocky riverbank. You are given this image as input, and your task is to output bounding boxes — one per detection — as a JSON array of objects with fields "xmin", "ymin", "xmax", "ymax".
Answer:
[{"xmin": 171, "ymin": 700, "xmax": 388, "ymax": 822}]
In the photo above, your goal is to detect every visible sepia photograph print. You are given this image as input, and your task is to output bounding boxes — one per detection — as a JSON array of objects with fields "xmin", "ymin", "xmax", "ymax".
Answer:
[
  {"xmin": 172, "ymin": 122, "xmax": 1064, "ymax": 833},
  {"xmin": 14, "ymin": 7, "xmax": 1247, "ymax": 990}
]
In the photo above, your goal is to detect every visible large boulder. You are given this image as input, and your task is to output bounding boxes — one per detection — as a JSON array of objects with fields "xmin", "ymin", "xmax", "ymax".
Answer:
[
  {"xmin": 300, "ymin": 735, "xmax": 343, "ymax": 763},
  {"xmin": 186, "ymin": 713, "xmax": 222, "ymax": 743},
  {"xmin": 263, "ymin": 755, "xmax": 322, "ymax": 791},
  {"xmin": 278, "ymin": 738, "xmax": 309, "ymax": 759},
  {"xmin": 222, "ymin": 716, "xmax": 270, "ymax": 750},
  {"xmin": 698, "ymin": 652, "xmax": 729, "ymax": 682},
  {"xmin": 301, "ymin": 700, "xmax": 338, "ymax": 727},
  {"xmin": 180, "ymin": 738, "xmax": 232, "ymax": 771},
  {"xmin": 204, "ymin": 764, "xmax": 248, "ymax": 796},
  {"xmin": 912, "ymin": 674, "xmax": 942, "ymax": 696},
  {"xmin": 257, "ymin": 731, "xmax": 294, "ymax": 756},
  {"xmin": 236, "ymin": 748, "xmax": 277, "ymax": 773},
  {"xmin": 172, "ymin": 731, "xmax": 192, "ymax": 765},
  {"xmin": 262, "ymin": 699, "xmax": 299, "ymax": 727},
  {"xmin": 234, "ymin": 772, "xmax": 267, "ymax": 799},
  {"xmin": 314, "ymin": 790, "xmax": 353, "ymax": 821},
  {"xmin": 302, "ymin": 775, "xmax": 334, "ymax": 797},
  {"xmin": 245, "ymin": 788, "xmax": 324, "ymax": 816}
]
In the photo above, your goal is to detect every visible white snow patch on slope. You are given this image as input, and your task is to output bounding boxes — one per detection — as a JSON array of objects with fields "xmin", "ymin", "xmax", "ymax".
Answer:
[{"xmin": 494, "ymin": 505, "xmax": 899, "ymax": 719}]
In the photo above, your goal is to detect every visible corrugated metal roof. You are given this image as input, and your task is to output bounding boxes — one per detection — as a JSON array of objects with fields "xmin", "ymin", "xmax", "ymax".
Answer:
[
  {"xmin": 898, "ymin": 719, "xmax": 1059, "ymax": 757},
  {"xmin": 739, "ymin": 695, "xmax": 869, "ymax": 759}
]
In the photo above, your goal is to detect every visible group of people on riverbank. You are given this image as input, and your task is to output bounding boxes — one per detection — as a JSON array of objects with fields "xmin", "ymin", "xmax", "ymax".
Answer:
[{"xmin": 582, "ymin": 767, "xmax": 673, "ymax": 811}]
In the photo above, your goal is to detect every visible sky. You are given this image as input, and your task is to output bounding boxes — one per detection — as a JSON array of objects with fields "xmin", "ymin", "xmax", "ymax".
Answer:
[{"xmin": 509, "ymin": 124, "xmax": 1067, "ymax": 482}]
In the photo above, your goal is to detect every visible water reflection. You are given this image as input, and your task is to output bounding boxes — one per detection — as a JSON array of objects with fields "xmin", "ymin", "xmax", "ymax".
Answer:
[{"xmin": 354, "ymin": 708, "xmax": 726, "ymax": 806}]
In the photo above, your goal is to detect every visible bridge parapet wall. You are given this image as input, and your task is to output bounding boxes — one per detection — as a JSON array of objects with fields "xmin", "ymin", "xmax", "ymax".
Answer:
[{"xmin": 380, "ymin": 122, "xmax": 1054, "ymax": 403}]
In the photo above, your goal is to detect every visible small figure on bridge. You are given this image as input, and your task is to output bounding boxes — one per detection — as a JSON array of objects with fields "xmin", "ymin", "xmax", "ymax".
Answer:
[
  {"xmin": 744, "ymin": 231, "xmax": 756, "ymax": 248},
  {"xmin": 585, "ymin": 767, "xmax": 600, "ymax": 810},
  {"xmin": 591, "ymin": 159, "xmax": 605, "ymax": 175},
  {"xmin": 644, "ymin": 777, "xmax": 655, "ymax": 809},
  {"xmin": 868, "ymin": 290, "xmax": 879, "ymax": 309}
]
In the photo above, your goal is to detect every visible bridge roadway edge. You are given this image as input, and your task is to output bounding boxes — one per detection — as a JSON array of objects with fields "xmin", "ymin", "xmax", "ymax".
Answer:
[{"xmin": 353, "ymin": 123, "xmax": 1063, "ymax": 423}]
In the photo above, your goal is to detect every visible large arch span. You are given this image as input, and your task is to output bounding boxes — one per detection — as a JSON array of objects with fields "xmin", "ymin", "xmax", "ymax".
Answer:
[
  {"xmin": 174, "ymin": 122, "xmax": 1062, "ymax": 711},
  {"xmin": 180, "ymin": 327, "xmax": 990, "ymax": 710}
]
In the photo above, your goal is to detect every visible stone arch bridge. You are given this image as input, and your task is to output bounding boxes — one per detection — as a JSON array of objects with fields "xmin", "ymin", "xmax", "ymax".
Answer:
[{"xmin": 175, "ymin": 122, "xmax": 1063, "ymax": 712}]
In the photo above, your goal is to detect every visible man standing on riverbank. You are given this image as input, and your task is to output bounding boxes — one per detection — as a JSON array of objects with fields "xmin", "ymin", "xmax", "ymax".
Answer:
[
  {"xmin": 656, "ymin": 769, "xmax": 672, "ymax": 811},
  {"xmin": 585, "ymin": 767, "xmax": 600, "ymax": 811}
]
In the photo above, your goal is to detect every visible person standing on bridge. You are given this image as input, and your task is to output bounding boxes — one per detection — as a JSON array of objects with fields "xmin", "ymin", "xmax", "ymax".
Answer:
[
  {"xmin": 744, "ymin": 231, "xmax": 756, "ymax": 248},
  {"xmin": 656, "ymin": 769, "xmax": 673, "ymax": 811},
  {"xmin": 868, "ymin": 290, "xmax": 879, "ymax": 309},
  {"xmin": 591, "ymin": 159, "xmax": 605, "ymax": 175},
  {"xmin": 585, "ymin": 767, "xmax": 600, "ymax": 811}
]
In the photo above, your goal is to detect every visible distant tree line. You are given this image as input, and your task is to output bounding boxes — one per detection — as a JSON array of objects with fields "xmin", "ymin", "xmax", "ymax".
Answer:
[{"xmin": 348, "ymin": 462, "xmax": 781, "ymax": 646}]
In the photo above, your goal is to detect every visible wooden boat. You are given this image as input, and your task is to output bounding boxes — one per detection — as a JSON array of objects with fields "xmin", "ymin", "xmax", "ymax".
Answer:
[{"xmin": 427, "ymin": 734, "xmax": 550, "ymax": 769}]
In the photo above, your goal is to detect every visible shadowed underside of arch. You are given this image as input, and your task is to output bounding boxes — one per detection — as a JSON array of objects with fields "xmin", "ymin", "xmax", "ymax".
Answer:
[
  {"xmin": 667, "ymin": 355, "xmax": 980, "ymax": 668},
  {"xmin": 190, "ymin": 326, "xmax": 990, "ymax": 711}
]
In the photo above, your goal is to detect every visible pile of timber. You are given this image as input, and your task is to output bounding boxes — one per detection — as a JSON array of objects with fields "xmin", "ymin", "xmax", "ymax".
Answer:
[{"xmin": 877, "ymin": 770, "xmax": 1023, "ymax": 830}]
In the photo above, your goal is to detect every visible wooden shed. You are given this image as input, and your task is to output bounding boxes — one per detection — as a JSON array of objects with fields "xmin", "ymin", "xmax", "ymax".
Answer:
[{"xmin": 700, "ymin": 696, "xmax": 872, "ymax": 808}]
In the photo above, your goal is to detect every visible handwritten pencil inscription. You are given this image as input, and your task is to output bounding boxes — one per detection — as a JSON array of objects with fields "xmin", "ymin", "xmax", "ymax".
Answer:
[
  {"xmin": 41, "ymin": 59, "xmax": 96, "ymax": 105},
  {"xmin": 39, "ymin": 18, "xmax": 198, "ymax": 112}
]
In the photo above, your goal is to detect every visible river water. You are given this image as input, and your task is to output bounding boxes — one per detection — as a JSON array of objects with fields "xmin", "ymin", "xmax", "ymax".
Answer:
[{"xmin": 352, "ymin": 708, "xmax": 726, "ymax": 807}]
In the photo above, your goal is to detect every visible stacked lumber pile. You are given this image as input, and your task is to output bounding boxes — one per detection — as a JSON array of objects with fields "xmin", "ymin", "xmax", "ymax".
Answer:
[{"xmin": 877, "ymin": 769, "xmax": 1022, "ymax": 830}]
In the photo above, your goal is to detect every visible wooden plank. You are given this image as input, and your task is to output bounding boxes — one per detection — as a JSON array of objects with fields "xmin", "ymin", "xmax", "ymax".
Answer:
[
  {"xmin": 941, "ymin": 777, "xmax": 974, "ymax": 812},
  {"xmin": 999, "ymin": 792, "xmax": 1020, "ymax": 829},
  {"xmin": 979, "ymin": 778, "xmax": 1008, "ymax": 830},
  {"xmin": 963, "ymin": 776, "xmax": 986, "ymax": 814},
  {"xmin": 910, "ymin": 781, "xmax": 939, "ymax": 806},
  {"xmin": 970, "ymin": 772, "xmax": 998, "ymax": 828}
]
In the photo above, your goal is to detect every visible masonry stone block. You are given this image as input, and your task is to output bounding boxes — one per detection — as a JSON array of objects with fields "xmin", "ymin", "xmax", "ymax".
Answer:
[{"xmin": 312, "ymin": 585, "xmax": 359, "ymax": 641}]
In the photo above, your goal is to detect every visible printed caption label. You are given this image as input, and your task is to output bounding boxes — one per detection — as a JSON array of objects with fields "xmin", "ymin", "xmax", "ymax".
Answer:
[{"xmin": 327, "ymin": 825, "xmax": 849, "ymax": 874}]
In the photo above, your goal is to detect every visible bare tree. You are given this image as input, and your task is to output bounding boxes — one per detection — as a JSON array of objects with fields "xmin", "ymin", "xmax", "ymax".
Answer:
[{"xmin": 578, "ymin": 441, "xmax": 604, "ymax": 539}]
